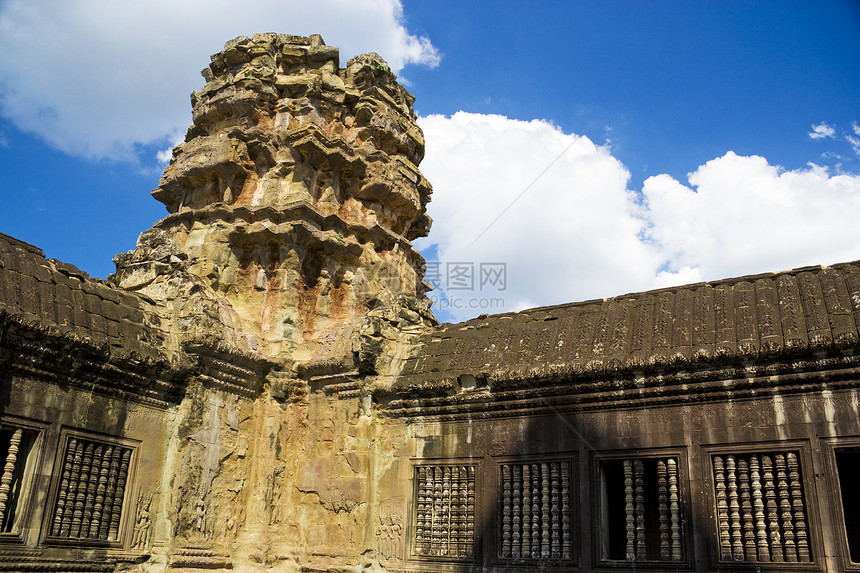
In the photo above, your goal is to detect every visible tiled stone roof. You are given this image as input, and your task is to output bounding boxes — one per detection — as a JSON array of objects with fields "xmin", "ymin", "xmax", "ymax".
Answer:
[
  {"xmin": 396, "ymin": 260, "xmax": 860, "ymax": 392},
  {"xmin": 0, "ymin": 232, "xmax": 168, "ymax": 362}
]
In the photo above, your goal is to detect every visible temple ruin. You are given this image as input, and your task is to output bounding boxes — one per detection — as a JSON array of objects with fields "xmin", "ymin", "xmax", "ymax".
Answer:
[{"xmin": 1, "ymin": 33, "xmax": 859, "ymax": 572}]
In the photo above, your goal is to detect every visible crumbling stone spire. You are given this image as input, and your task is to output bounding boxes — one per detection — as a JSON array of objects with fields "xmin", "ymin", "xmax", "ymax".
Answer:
[{"xmin": 112, "ymin": 33, "xmax": 434, "ymax": 358}]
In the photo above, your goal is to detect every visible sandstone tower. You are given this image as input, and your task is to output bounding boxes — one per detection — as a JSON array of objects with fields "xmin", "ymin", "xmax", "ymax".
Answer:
[
  {"xmin": 113, "ymin": 33, "xmax": 435, "ymax": 363},
  {"xmin": 107, "ymin": 33, "xmax": 441, "ymax": 569}
]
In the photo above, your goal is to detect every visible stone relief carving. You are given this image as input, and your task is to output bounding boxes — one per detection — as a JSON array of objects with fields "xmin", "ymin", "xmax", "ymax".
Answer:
[
  {"xmin": 265, "ymin": 466, "xmax": 283, "ymax": 526},
  {"xmin": 131, "ymin": 491, "xmax": 153, "ymax": 551},
  {"xmin": 376, "ymin": 514, "xmax": 403, "ymax": 561}
]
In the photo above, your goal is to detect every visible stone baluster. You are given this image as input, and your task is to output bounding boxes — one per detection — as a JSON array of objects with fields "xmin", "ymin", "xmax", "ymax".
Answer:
[
  {"xmin": 425, "ymin": 466, "xmax": 434, "ymax": 554},
  {"xmin": 441, "ymin": 466, "xmax": 450, "ymax": 556},
  {"xmin": 466, "ymin": 466, "xmax": 475, "ymax": 556},
  {"xmin": 668, "ymin": 458, "xmax": 681, "ymax": 561},
  {"xmin": 634, "ymin": 459, "xmax": 646, "ymax": 560},
  {"xmin": 415, "ymin": 467, "xmax": 426, "ymax": 554},
  {"xmin": 738, "ymin": 457, "xmax": 755, "ymax": 560},
  {"xmin": 727, "ymin": 455, "xmax": 743, "ymax": 560},
  {"xmin": 459, "ymin": 466, "xmax": 469, "ymax": 557},
  {"xmin": 531, "ymin": 464, "xmax": 540, "ymax": 558},
  {"xmin": 89, "ymin": 445, "xmax": 111, "ymax": 538},
  {"xmin": 501, "ymin": 465, "xmax": 512, "ymax": 557},
  {"xmin": 624, "ymin": 459, "xmax": 634, "ymax": 560},
  {"xmin": 561, "ymin": 462, "xmax": 572, "ymax": 560},
  {"xmin": 763, "ymin": 455, "xmax": 783, "ymax": 561},
  {"xmin": 787, "ymin": 453, "xmax": 810, "ymax": 561},
  {"xmin": 462, "ymin": 467, "xmax": 470, "ymax": 556},
  {"xmin": 541, "ymin": 463, "xmax": 550, "ymax": 558},
  {"xmin": 76, "ymin": 442, "xmax": 95, "ymax": 537},
  {"xmin": 0, "ymin": 430, "xmax": 21, "ymax": 518},
  {"xmin": 0, "ymin": 429, "xmax": 23, "ymax": 529},
  {"xmin": 775, "ymin": 454, "xmax": 796, "ymax": 562},
  {"xmin": 522, "ymin": 464, "xmax": 531, "ymax": 556},
  {"xmin": 512, "ymin": 465, "xmax": 521, "ymax": 558},
  {"xmin": 99, "ymin": 447, "xmax": 121, "ymax": 540},
  {"xmin": 550, "ymin": 462, "xmax": 560, "ymax": 558},
  {"xmin": 60, "ymin": 439, "xmax": 81, "ymax": 537},
  {"xmin": 750, "ymin": 455, "xmax": 769, "ymax": 561},
  {"xmin": 108, "ymin": 449, "xmax": 130, "ymax": 541},
  {"xmin": 431, "ymin": 467, "xmax": 442, "ymax": 555},
  {"xmin": 52, "ymin": 437, "xmax": 75, "ymax": 536},
  {"xmin": 451, "ymin": 465, "xmax": 461, "ymax": 557},
  {"xmin": 714, "ymin": 456, "xmax": 731, "ymax": 560},
  {"xmin": 657, "ymin": 459, "xmax": 669, "ymax": 560},
  {"xmin": 70, "ymin": 440, "xmax": 88, "ymax": 537},
  {"xmin": 80, "ymin": 444, "xmax": 100, "ymax": 537},
  {"xmin": 450, "ymin": 466, "xmax": 458, "ymax": 555}
]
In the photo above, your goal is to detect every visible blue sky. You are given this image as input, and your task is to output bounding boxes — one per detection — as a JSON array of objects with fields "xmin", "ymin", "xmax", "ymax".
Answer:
[{"xmin": 1, "ymin": 0, "xmax": 858, "ymax": 323}]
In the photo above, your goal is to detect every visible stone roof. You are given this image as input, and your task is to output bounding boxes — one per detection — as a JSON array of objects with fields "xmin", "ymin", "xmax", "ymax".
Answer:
[
  {"xmin": 0, "ymin": 232, "xmax": 168, "ymax": 363},
  {"xmin": 395, "ymin": 260, "xmax": 860, "ymax": 394}
]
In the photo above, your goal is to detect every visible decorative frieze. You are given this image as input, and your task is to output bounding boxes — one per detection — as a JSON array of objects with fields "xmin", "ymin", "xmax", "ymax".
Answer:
[
  {"xmin": 712, "ymin": 451, "xmax": 811, "ymax": 563},
  {"xmin": 413, "ymin": 464, "xmax": 476, "ymax": 559},
  {"xmin": 498, "ymin": 460, "xmax": 573, "ymax": 561}
]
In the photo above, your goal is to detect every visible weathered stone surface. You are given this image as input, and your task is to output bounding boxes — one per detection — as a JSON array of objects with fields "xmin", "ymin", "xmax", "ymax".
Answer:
[{"xmin": 112, "ymin": 33, "xmax": 433, "ymax": 365}]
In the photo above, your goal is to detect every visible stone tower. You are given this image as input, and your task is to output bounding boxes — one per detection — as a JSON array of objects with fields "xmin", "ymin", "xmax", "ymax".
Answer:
[
  {"xmin": 106, "ymin": 34, "xmax": 439, "ymax": 570},
  {"xmin": 113, "ymin": 33, "xmax": 435, "ymax": 362}
]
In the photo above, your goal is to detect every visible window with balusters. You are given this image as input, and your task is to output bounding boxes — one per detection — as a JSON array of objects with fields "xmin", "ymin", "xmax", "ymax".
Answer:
[
  {"xmin": 44, "ymin": 431, "xmax": 136, "ymax": 545},
  {"xmin": 596, "ymin": 453, "xmax": 687, "ymax": 566},
  {"xmin": 497, "ymin": 458, "xmax": 575, "ymax": 564},
  {"xmin": 824, "ymin": 439, "xmax": 860, "ymax": 570},
  {"xmin": 411, "ymin": 463, "xmax": 476, "ymax": 560},
  {"xmin": 0, "ymin": 422, "xmax": 40, "ymax": 538},
  {"xmin": 709, "ymin": 448, "xmax": 814, "ymax": 566}
]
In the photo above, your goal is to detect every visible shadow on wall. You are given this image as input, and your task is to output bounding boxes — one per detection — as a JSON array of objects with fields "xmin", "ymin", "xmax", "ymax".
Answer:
[{"xmin": 406, "ymin": 389, "xmax": 834, "ymax": 572}]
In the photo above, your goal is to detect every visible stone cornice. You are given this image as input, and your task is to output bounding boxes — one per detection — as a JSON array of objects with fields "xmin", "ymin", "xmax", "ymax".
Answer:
[
  {"xmin": 382, "ymin": 353, "xmax": 860, "ymax": 420},
  {"xmin": 394, "ymin": 260, "xmax": 860, "ymax": 405},
  {"xmin": 0, "ymin": 311, "xmax": 186, "ymax": 408}
]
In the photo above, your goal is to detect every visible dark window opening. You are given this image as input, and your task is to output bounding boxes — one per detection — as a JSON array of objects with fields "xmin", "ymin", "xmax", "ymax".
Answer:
[
  {"xmin": 600, "ymin": 456, "xmax": 684, "ymax": 562},
  {"xmin": 0, "ymin": 425, "xmax": 38, "ymax": 534},
  {"xmin": 836, "ymin": 448, "xmax": 860, "ymax": 563}
]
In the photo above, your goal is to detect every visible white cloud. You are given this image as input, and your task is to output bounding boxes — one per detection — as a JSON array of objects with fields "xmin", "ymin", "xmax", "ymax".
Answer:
[
  {"xmin": 156, "ymin": 130, "xmax": 186, "ymax": 165},
  {"xmin": 155, "ymin": 148, "xmax": 173, "ymax": 165},
  {"xmin": 809, "ymin": 122, "xmax": 836, "ymax": 139},
  {"xmin": 0, "ymin": 0, "xmax": 439, "ymax": 161},
  {"xmin": 642, "ymin": 152, "xmax": 860, "ymax": 287},
  {"xmin": 848, "ymin": 136, "xmax": 860, "ymax": 159},
  {"xmin": 417, "ymin": 114, "xmax": 860, "ymax": 321},
  {"xmin": 848, "ymin": 122, "xmax": 860, "ymax": 159},
  {"xmin": 3, "ymin": 2, "xmax": 855, "ymax": 323},
  {"xmin": 416, "ymin": 112, "xmax": 660, "ymax": 321}
]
